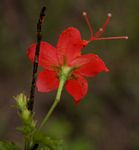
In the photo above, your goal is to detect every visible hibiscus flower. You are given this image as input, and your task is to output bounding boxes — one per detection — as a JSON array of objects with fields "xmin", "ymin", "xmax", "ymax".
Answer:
[{"xmin": 27, "ymin": 12, "xmax": 127, "ymax": 103}]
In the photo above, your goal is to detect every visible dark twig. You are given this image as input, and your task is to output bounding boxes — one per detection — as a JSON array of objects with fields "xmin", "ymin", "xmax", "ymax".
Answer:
[{"xmin": 28, "ymin": 6, "xmax": 46, "ymax": 112}]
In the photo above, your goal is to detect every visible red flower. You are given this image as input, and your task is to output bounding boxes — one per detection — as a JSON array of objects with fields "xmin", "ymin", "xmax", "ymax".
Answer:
[{"xmin": 27, "ymin": 12, "xmax": 127, "ymax": 103}]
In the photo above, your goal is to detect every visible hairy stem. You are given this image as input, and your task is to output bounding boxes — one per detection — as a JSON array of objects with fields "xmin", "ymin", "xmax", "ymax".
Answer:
[
  {"xmin": 26, "ymin": 6, "xmax": 46, "ymax": 150},
  {"xmin": 28, "ymin": 6, "xmax": 46, "ymax": 112}
]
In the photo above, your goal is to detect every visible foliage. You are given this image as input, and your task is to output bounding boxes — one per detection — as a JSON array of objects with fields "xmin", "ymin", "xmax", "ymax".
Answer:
[
  {"xmin": 0, "ymin": 141, "xmax": 21, "ymax": 150},
  {"xmin": 33, "ymin": 132, "xmax": 63, "ymax": 150}
]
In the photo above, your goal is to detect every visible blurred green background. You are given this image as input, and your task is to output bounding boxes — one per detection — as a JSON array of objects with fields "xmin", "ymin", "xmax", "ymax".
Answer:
[{"xmin": 0, "ymin": 0, "xmax": 139, "ymax": 150}]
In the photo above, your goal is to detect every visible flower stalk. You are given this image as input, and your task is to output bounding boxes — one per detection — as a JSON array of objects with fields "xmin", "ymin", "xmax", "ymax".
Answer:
[
  {"xmin": 39, "ymin": 66, "xmax": 72, "ymax": 130},
  {"xmin": 38, "ymin": 77, "xmax": 65, "ymax": 130}
]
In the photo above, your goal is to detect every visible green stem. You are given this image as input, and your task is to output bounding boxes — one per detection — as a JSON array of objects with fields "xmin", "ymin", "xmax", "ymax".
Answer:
[
  {"xmin": 24, "ymin": 137, "xmax": 30, "ymax": 150},
  {"xmin": 38, "ymin": 76, "xmax": 66, "ymax": 130}
]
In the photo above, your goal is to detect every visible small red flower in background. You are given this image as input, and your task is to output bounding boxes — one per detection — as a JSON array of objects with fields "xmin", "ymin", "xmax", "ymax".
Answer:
[{"xmin": 27, "ymin": 12, "xmax": 127, "ymax": 103}]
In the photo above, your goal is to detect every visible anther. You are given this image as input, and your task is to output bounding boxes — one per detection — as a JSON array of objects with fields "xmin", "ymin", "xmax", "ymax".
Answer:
[
  {"xmin": 82, "ymin": 11, "xmax": 87, "ymax": 16},
  {"xmin": 107, "ymin": 13, "xmax": 112, "ymax": 17},
  {"xmin": 99, "ymin": 28, "xmax": 103, "ymax": 32}
]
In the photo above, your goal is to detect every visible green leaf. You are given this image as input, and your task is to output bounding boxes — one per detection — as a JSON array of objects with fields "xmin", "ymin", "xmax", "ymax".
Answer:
[
  {"xmin": 34, "ymin": 132, "xmax": 63, "ymax": 150},
  {"xmin": 0, "ymin": 141, "xmax": 21, "ymax": 150}
]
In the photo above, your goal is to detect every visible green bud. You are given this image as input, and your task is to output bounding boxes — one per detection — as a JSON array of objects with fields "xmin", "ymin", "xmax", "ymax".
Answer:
[
  {"xmin": 14, "ymin": 93, "xmax": 28, "ymax": 110},
  {"xmin": 14, "ymin": 93, "xmax": 37, "ymax": 140},
  {"xmin": 22, "ymin": 109, "xmax": 30, "ymax": 121}
]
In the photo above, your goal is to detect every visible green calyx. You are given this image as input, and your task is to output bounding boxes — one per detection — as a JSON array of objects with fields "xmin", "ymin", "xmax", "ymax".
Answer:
[{"xmin": 60, "ymin": 66, "xmax": 74, "ymax": 81}]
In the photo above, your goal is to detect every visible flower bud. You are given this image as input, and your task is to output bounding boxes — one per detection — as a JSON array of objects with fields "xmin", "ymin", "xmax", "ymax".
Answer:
[
  {"xmin": 22, "ymin": 109, "xmax": 30, "ymax": 121},
  {"xmin": 15, "ymin": 93, "xmax": 28, "ymax": 110}
]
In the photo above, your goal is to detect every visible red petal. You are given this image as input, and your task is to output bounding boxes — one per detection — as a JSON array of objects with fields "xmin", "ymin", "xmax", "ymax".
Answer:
[
  {"xmin": 66, "ymin": 76, "xmax": 88, "ymax": 103},
  {"xmin": 27, "ymin": 42, "xmax": 59, "ymax": 70},
  {"xmin": 57, "ymin": 27, "xmax": 83, "ymax": 64},
  {"xmin": 70, "ymin": 54, "xmax": 95, "ymax": 67},
  {"xmin": 36, "ymin": 70, "xmax": 59, "ymax": 92},
  {"xmin": 72, "ymin": 54, "xmax": 109, "ymax": 77}
]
